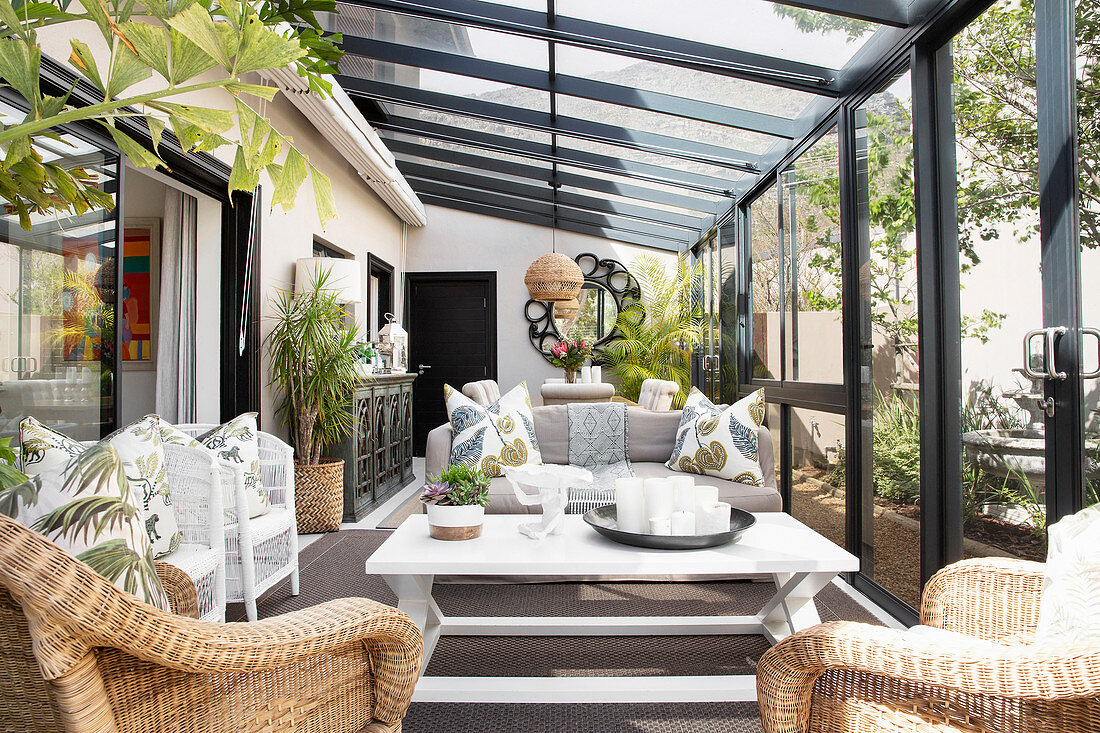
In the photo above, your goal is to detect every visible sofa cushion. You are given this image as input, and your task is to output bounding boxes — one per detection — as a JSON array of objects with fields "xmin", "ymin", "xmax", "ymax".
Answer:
[
  {"xmin": 445, "ymin": 381, "xmax": 542, "ymax": 477},
  {"xmin": 666, "ymin": 388, "xmax": 767, "ymax": 485},
  {"xmin": 1036, "ymin": 502, "xmax": 1100, "ymax": 645}
]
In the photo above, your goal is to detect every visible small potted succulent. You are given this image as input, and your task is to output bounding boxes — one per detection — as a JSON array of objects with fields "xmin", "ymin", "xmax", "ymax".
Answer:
[
  {"xmin": 549, "ymin": 338, "xmax": 592, "ymax": 383},
  {"xmin": 421, "ymin": 464, "xmax": 491, "ymax": 540}
]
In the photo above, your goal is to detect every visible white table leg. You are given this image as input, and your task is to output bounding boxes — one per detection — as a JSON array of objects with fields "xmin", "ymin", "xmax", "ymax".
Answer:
[
  {"xmin": 383, "ymin": 574, "xmax": 444, "ymax": 672},
  {"xmin": 758, "ymin": 572, "xmax": 836, "ymax": 644}
]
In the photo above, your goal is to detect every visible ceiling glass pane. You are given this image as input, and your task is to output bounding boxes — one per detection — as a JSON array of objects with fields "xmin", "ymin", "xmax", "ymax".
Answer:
[
  {"xmin": 349, "ymin": 59, "xmax": 551, "ymax": 112},
  {"xmin": 555, "ymin": 135, "xmax": 745, "ymax": 183},
  {"xmin": 335, "ymin": 4, "xmax": 550, "ymax": 70},
  {"xmin": 555, "ymin": 46, "xmax": 817, "ymax": 118},
  {"xmin": 555, "ymin": 95, "xmax": 780, "ymax": 157},
  {"xmin": 556, "ymin": 163, "xmax": 728, "ymax": 205},
  {"xmin": 395, "ymin": 153, "xmax": 550, "ymax": 189},
  {"xmin": 554, "ymin": 0, "xmax": 879, "ymax": 69},
  {"xmin": 388, "ymin": 110, "xmax": 553, "ymax": 145},
  {"xmin": 559, "ymin": 185, "xmax": 711, "ymax": 218},
  {"xmin": 383, "ymin": 131, "xmax": 553, "ymax": 169}
]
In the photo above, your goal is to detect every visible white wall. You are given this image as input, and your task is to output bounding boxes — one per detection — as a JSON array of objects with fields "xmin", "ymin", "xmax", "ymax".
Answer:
[{"xmin": 405, "ymin": 205, "xmax": 678, "ymax": 404}]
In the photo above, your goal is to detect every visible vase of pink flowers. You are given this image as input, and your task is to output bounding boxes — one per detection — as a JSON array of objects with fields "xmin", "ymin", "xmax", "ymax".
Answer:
[{"xmin": 549, "ymin": 338, "xmax": 592, "ymax": 383}]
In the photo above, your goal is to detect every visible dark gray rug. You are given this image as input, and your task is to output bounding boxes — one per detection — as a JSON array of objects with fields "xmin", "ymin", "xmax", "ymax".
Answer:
[{"xmin": 229, "ymin": 529, "xmax": 885, "ymax": 732}]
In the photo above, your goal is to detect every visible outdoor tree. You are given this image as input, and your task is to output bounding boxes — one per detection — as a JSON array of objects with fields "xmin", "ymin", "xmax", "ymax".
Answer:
[{"xmin": 0, "ymin": 0, "xmax": 344, "ymax": 229}]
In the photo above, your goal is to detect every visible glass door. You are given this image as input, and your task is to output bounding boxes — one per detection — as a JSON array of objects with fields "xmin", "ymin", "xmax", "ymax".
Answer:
[
  {"xmin": 694, "ymin": 233, "xmax": 721, "ymax": 403},
  {"xmin": 0, "ymin": 116, "xmax": 119, "ymax": 442}
]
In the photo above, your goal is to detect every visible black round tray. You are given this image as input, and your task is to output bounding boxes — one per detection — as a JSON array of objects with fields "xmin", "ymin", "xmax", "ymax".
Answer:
[{"xmin": 582, "ymin": 504, "xmax": 756, "ymax": 550}]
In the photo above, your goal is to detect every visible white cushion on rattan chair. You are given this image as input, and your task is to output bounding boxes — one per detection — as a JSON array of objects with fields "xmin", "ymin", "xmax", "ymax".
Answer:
[
  {"xmin": 908, "ymin": 624, "xmax": 1001, "ymax": 651},
  {"xmin": 1037, "ymin": 502, "xmax": 1100, "ymax": 645}
]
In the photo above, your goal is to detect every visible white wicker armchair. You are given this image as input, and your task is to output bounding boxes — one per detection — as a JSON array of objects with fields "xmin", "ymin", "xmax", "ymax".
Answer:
[
  {"xmin": 175, "ymin": 424, "xmax": 299, "ymax": 622},
  {"xmin": 79, "ymin": 440, "xmax": 228, "ymax": 622}
]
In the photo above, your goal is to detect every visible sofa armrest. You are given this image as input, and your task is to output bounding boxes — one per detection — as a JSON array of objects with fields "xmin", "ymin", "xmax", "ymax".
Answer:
[{"xmin": 425, "ymin": 423, "xmax": 453, "ymax": 479}]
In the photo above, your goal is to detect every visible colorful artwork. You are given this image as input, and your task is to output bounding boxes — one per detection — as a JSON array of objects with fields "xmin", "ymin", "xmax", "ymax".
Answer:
[
  {"xmin": 61, "ymin": 236, "xmax": 113, "ymax": 363},
  {"xmin": 121, "ymin": 224, "xmax": 157, "ymax": 362}
]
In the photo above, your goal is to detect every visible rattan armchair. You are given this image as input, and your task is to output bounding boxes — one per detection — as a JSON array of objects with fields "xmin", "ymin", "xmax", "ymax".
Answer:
[
  {"xmin": 0, "ymin": 514, "xmax": 423, "ymax": 733},
  {"xmin": 757, "ymin": 557, "xmax": 1100, "ymax": 732}
]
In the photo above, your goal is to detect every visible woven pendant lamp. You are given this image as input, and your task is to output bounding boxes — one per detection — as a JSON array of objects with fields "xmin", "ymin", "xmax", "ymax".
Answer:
[
  {"xmin": 554, "ymin": 296, "xmax": 580, "ymax": 319},
  {"xmin": 525, "ymin": 252, "xmax": 584, "ymax": 302}
]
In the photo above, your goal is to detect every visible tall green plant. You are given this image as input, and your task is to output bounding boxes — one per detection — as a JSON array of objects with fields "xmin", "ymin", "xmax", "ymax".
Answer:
[
  {"xmin": 0, "ymin": 0, "xmax": 342, "ymax": 228},
  {"xmin": 265, "ymin": 269, "xmax": 361, "ymax": 465},
  {"xmin": 601, "ymin": 254, "xmax": 702, "ymax": 409}
]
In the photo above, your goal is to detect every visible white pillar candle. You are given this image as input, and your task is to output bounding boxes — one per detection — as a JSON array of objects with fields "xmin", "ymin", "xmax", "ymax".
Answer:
[
  {"xmin": 591, "ymin": 365, "xmax": 602, "ymax": 383},
  {"xmin": 693, "ymin": 485, "xmax": 719, "ymax": 515},
  {"xmin": 643, "ymin": 478, "xmax": 674, "ymax": 521},
  {"xmin": 649, "ymin": 517, "xmax": 672, "ymax": 535},
  {"xmin": 581, "ymin": 365, "xmax": 592, "ymax": 383},
  {"xmin": 670, "ymin": 510, "xmax": 695, "ymax": 536},
  {"xmin": 698, "ymin": 502, "xmax": 732, "ymax": 534},
  {"xmin": 670, "ymin": 476, "xmax": 696, "ymax": 513},
  {"xmin": 614, "ymin": 477, "xmax": 647, "ymax": 534}
]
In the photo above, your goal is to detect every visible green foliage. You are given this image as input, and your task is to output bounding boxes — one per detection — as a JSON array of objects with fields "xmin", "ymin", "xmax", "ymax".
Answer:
[
  {"xmin": 0, "ymin": 0, "xmax": 343, "ymax": 229},
  {"xmin": 600, "ymin": 254, "xmax": 703, "ymax": 409},
  {"xmin": 265, "ymin": 268, "xmax": 362, "ymax": 464},
  {"xmin": 0, "ymin": 437, "xmax": 32, "ymax": 515},
  {"xmin": 76, "ymin": 537, "xmax": 162, "ymax": 601},
  {"xmin": 428, "ymin": 464, "xmax": 491, "ymax": 507}
]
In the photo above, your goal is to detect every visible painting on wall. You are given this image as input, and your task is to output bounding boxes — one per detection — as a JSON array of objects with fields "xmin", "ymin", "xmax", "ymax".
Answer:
[{"xmin": 121, "ymin": 219, "xmax": 160, "ymax": 369}]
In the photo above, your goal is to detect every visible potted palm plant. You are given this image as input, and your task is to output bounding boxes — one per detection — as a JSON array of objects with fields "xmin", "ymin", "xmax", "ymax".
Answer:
[
  {"xmin": 420, "ymin": 465, "xmax": 491, "ymax": 540},
  {"xmin": 266, "ymin": 269, "xmax": 362, "ymax": 533}
]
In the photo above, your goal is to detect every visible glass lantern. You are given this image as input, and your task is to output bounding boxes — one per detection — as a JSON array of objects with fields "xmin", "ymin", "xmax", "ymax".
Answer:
[{"xmin": 379, "ymin": 313, "xmax": 408, "ymax": 373}]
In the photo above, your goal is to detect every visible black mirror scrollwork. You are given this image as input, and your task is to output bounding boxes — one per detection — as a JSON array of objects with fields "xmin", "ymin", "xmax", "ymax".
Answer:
[{"xmin": 525, "ymin": 253, "xmax": 640, "ymax": 364}]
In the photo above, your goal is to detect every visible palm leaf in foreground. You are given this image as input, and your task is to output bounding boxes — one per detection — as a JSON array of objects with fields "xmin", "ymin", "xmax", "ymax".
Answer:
[
  {"xmin": 0, "ymin": 473, "xmax": 39, "ymax": 518},
  {"xmin": 77, "ymin": 539, "xmax": 164, "ymax": 605}
]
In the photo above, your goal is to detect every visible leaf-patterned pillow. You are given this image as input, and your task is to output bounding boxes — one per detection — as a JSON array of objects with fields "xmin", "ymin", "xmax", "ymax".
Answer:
[
  {"xmin": 1036, "ymin": 502, "xmax": 1100, "ymax": 645},
  {"xmin": 20, "ymin": 416, "xmax": 182, "ymax": 559},
  {"xmin": 445, "ymin": 381, "xmax": 541, "ymax": 477},
  {"xmin": 0, "ymin": 442, "xmax": 170, "ymax": 610},
  {"xmin": 666, "ymin": 388, "xmax": 766, "ymax": 485}
]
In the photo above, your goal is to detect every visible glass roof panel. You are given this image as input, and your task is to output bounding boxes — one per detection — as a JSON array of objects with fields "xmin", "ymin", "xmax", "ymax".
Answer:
[
  {"xmin": 352, "ymin": 59, "xmax": 551, "ymax": 112},
  {"xmin": 555, "ymin": 135, "xmax": 748, "ymax": 183},
  {"xmin": 554, "ymin": 0, "xmax": 879, "ymax": 69},
  {"xmin": 555, "ymin": 94, "xmax": 780, "ymax": 157},
  {"xmin": 335, "ymin": 4, "xmax": 550, "ymax": 70},
  {"xmin": 395, "ymin": 152, "xmax": 551, "ymax": 188},
  {"xmin": 558, "ymin": 185, "xmax": 711, "ymax": 218},
  {"xmin": 388, "ymin": 110, "xmax": 553, "ymax": 145},
  {"xmin": 555, "ymin": 46, "xmax": 817, "ymax": 119},
  {"xmin": 382, "ymin": 130, "xmax": 553, "ymax": 169},
  {"xmin": 555, "ymin": 163, "xmax": 728, "ymax": 205}
]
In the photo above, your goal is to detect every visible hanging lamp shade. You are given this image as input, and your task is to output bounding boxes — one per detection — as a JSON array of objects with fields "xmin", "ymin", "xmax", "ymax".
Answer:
[
  {"xmin": 554, "ymin": 297, "xmax": 580, "ymax": 319},
  {"xmin": 524, "ymin": 253, "xmax": 584, "ymax": 302}
]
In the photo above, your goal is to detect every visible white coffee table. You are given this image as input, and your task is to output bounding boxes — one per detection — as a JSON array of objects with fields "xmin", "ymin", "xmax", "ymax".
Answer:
[{"xmin": 367, "ymin": 512, "xmax": 858, "ymax": 703}]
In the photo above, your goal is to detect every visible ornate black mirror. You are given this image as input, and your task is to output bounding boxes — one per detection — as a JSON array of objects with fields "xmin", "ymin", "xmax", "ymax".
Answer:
[{"xmin": 525, "ymin": 253, "xmax": 640, "ymax": 363}]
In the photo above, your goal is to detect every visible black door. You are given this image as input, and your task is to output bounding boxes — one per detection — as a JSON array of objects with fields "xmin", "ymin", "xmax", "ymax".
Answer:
[{"xmin": 405, "ymin": 273, "xmax": 497, "ymax": 456}]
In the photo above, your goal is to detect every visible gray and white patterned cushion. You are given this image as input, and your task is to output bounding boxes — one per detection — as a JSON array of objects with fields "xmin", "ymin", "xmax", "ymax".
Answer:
[
  {"xmin": 445, "ymin": 381, "xmax": 542, "ymax": 477},
  {"xmin": 20, "ymin": 415, "xmax": 183, "ymax": 559},
  {"xmin": 1036, "ymin": 502, "xmax": 1100, "ymax": 645}
]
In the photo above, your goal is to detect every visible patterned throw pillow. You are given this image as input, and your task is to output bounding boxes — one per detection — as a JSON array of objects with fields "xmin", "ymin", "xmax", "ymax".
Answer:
[
  {"xmin": 0, "ymin": 442, "xmax": 170, "ymax": 610},
  {"xmin": 445, "ymin": 381, "xmax": 542, "ymax": 477},
  {"xmin": 1036, "ymin": 502, "xmax": 1100, "ymax": 645},
  {"xmin": 666, "ymin": 388, "xmax": 766, "ymax": 485},
  {"xmin": 196, "ymin": 413, "xmax": 269, "ymax": 519},
  {"xmin": 20, "ymin": 416, "xmax": 182, "ymax": 559}
]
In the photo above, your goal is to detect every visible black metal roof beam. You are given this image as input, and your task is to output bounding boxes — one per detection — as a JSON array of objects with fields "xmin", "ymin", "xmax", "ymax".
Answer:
[
  {"xmin": 414, "ymin": 192, "xmax": 687, "ymax": 251},
  {"xmin": 382, "ymin": 128, "xmax": 734, "ymax": 195},
  {"xmin": 338, "ymin": 0, "xmax": 840, "ymax": 96},
  {"xmin": 768, "ymin": 0, "xmax": 909, "ymax": 27},
  {"xmin": 339, "ymin": 36, "xmax": 798, "ymax": 138},
  {"xmin": 391, "ymin": 154, "xmax": 706, "ymax": 229},
  {"xmin": 393, "ymin": 156, "xmax": 717, "ymax": 214},
  {"xmin": 409, "ymin": 176, "xmax": 694, "ymax": 243},
  {"xmin": 340, "ymin": 75, "xmax": 761, "ymax": 172}
]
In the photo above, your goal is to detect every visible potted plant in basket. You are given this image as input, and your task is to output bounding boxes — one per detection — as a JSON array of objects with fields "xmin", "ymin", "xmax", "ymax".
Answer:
[
  {"xmin": 421, "ymin": 465, "xmax": 491, "ymax": 540},
  {"xmin": 266, "ymin": 269, "xmax": 362, "ymax": 533},
  {"xmin": 549, "ymin": 338, "xmax": 593, "ymax": 383}
]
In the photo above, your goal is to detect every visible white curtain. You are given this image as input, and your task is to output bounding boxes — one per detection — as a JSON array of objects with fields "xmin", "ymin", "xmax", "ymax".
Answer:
[{"xmin": 155, "ymin": 189, "xmax": 198, "ymax": 423}]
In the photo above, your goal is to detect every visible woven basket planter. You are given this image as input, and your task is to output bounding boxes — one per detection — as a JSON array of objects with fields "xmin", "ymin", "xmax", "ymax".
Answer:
[
  {"xmin": 524, "ymin": 253, "xmax": 584, "ymax": 302},
  {"xmin": 294, "ymin": 458, "xmax": 344, "ymax": 533}
]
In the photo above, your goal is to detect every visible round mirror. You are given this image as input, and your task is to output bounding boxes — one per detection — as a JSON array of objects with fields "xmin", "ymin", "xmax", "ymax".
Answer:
[{"xmin": 552, "ymin": 283, "xmax": 618, "ymax": 343}]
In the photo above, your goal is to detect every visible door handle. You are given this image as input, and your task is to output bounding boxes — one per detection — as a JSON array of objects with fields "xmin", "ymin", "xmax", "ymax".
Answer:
[
  {"xmin": 418, "ymin": 364, "xmax": 431, "ymax": 376},
  {"xmin": 1045, "ymin": 326, "xmax": 1068, "ymax": 380},
  {"xmin": 1084, "ymin": 328, "xmax": 1100, "ymax": 380},
  {"xmin": 1021, "ymin": 329, "xmax": 1047, "ymax": 380}
]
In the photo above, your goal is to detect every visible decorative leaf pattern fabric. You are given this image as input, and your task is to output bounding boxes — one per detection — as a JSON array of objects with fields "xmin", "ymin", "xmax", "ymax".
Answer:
[
  {"xmin": 1036, "ymin": 503, "xmax": 1100, "ymax": 645},
  {"xmin": 666, "ymin": 388, "xmax": 766, "ymax": 485},
  {"xmin": 196, "ymin": 413, "xmax": 270, "ymax": 519},
  {"xmin": 0, "ymin": 441, "xmax": 169, "ymax": 610},
  {"xmin": 20, "ymin": 416, "xmax": 183, "ymax": 559},
  {"xmin": 445, "ymin": 381, "xmax": 542, "ymax": 477}
]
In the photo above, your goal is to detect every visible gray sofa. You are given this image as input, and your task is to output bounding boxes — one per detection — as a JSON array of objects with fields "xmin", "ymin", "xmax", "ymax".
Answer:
[{"xmin": 425, "ymin": 405, "xmax": 782, "ymax": 513}]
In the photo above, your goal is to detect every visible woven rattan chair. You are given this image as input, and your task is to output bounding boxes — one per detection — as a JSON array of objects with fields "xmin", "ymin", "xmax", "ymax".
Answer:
[
  {"xmin": 79, "ymin": 441, "xmax": 228, "ymax": 623},
  {"xmin": 757, "ymin": 557, "xmax": 1100, "ymax": 732},
  {"xmin": 176, "ymin": 424, "xmax": 299, "ymax": 622},
  {"xmin": 0, "ymin": 514, "xmax": 423, "ymax": 733}
]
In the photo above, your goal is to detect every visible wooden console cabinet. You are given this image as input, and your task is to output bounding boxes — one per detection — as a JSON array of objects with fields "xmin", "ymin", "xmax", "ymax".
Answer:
[{"xmin": 334, "ymin": 373, "xmax": 416, "ymax": 522}]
